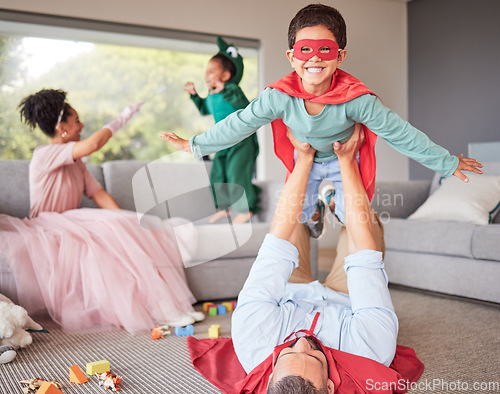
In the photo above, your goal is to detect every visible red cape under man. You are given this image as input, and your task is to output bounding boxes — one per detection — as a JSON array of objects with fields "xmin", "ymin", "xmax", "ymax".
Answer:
[{"xmin": 188, "ymin": 313, "xmax": 424, "ymax": 394}]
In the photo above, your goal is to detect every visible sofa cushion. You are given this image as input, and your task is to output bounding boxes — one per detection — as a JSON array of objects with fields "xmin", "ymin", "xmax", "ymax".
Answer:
[
  {"xmin": 80, "ymin": 163, "xmax": 104, "ymax": 209},
  {"xmin": 471, "ymin": 224, "xmax": 500, "ymax": 262},
  {"xmin": 371, "ymin": 181, "xmax": 431, "ymax": 219},
  {"xmin": 408, "ymin": 174, "xmax": 500, "ymax": 225},
  {"xmin": 0, "ymin": 160, "xmax": 30, "ymax": 218},
  {"xmin": 189, "ymin": 222, "xmax": 270, "ymax": 264},
  {"xmin": 384, "ymin": 218, "xmax": 477, "ymax": 259}
]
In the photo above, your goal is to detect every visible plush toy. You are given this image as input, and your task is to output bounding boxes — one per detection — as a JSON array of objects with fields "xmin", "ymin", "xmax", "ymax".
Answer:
[{"xmin": 0, "ymin": 293, "xmax": 43, "ymax": 363}]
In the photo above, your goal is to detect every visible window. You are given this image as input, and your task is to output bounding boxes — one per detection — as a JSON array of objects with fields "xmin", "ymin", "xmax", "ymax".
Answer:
[{"xmin": 0, "ymin": 10, "xmax": 259, "ymax": 163}]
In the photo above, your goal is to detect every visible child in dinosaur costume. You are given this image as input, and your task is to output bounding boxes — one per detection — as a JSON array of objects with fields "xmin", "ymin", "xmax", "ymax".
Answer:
[{"xmin": 184, "ymin": 37, "xmax": 260, "ymax": 224}]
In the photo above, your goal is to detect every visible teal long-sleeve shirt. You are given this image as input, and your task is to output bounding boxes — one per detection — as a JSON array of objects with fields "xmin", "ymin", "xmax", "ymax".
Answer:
[{"xmin": 190, "ymin": 87, "xmax": 459, "ymax": 177}]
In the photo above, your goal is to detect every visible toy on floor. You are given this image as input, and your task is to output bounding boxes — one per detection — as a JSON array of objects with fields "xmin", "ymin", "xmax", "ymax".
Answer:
[
  {"xmin": 0, "ymin": 293, "xmax": 43, "ymax": 363},
  {"xmin": 151, "ymin": 324, "xmax": 171, "ymax": 340},
  {"xmin": 202, "ymin": 300, "xmax": 237, "ymax": 317},
  {"xmin": 36, "ymin": 381, "xmax": 63, "ymax": 394},
  {"xmin": 86, "ymin": 359, "xmax": 111, "ymax": 375},
  {"xmin": 19, "ymin": 378, "xmax": 63, "ymax": 394},
  {"xmin": 69, "ymin": 364, "xmax": 88, "ymax": 384},
  {"xmin": 96, "ymin": 371, "xmax": 122, "ymax": 391},
  {"xmin": 0, "ymin": 345, "xmax": 16, "ymax": 364},
  {"xmin": 208, "ymin": 324, "xmax": 221, "ymax": 338},
  {"xmin": 175, "ymin": 325, "xmax": 194, "ymax": 336}
]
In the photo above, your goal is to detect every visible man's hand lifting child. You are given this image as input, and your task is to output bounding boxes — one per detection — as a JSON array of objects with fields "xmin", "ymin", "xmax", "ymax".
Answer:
[{"xmin": 159, "ymin": 132, "xmax": 192, "ymax": 154}]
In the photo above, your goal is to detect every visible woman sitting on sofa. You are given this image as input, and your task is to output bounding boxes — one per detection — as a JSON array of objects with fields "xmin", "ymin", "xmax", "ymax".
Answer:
[{"xmin": 0, "ymin": 89, "xmax": 203, "ymax": 333}]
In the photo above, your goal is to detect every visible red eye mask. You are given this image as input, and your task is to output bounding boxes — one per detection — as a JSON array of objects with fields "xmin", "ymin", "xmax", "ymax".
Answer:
[{"xmin": 292, "ymin": 39, "xmax": 340, "ymax": 61}]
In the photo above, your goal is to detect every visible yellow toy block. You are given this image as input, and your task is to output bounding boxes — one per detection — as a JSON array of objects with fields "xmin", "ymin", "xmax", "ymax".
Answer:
[
  {"xmin": 36, "ymin": 381, "xmax": 63, "ymax": 394},
  {"xmin": 86, "ymin": 360, "xmax": 110, "ymax": 375},
  {"xmin": 208, "ymin": 324, "xmax": 221, "ymax": 338},
  {"xmin": 221, "ymin": 301, "xmax": 234, "ymax": 312},
  {"xmin": 69, "ymin": 364, "xmax": 88, "ymax": 384}
]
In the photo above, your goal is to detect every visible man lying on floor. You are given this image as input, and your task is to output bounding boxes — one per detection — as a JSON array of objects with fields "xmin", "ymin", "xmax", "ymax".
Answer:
[{"xmin": 231, "ymin": 124, "xmax": 398, "ymax": 393}]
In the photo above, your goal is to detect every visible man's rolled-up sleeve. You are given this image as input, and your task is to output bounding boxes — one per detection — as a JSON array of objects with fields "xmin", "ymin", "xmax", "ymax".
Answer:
[
  {"xmin": 231, "ymin": 233, "xmax": 298, "ymax": 372},
  {"xmin": 338, "ymin": 250, "xmax": 399, "ymax": 366}
]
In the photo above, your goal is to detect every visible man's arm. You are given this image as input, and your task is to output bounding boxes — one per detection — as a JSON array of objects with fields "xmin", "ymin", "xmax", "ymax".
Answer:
[
  {"xmin": 270, "ymin": 130, "xmax": 315, "ymax": 242},
  {"xmin": 334, "ymin": 125, "xmax": 398, "ymax": 366},
  {"xmin": 232, "ymin": 131, "xmax": 316, "ymax": 372}
]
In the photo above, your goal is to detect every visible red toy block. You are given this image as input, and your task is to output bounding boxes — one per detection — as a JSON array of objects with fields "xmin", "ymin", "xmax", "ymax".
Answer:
[
  {"xmin": 69, "ymin": 364, "xmax": 88, "ymax": 384},
  {"xmin": 36, "ymin": 381, "xmax": 63, "ymax": 394},
  {"xmin": 203, "ymin": 302, "xmax": 216, "ymax": 312}
]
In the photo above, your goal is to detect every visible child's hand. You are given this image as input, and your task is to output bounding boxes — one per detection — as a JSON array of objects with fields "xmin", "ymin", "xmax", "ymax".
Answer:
[
  {"xmin": 212, "ymin": 80, "xmax": 225, "ymax": 94},
  {"xmin": 453, "ymin": 154, "xmax": 483, "ymax": 183},
  {"xmin": 159, "ymin": 132, "xmax": 192, "ymax": 154},
  {"xmin": 286, "ymin": 128, "xmax": 315, "ymax": 158},
  {"xmin": 184, "ymin": 82, "xmax": 197, "ymax": 95},
  {"xmin": 333, "ymin": 123, "xmax": 365, "ymax": 161}
]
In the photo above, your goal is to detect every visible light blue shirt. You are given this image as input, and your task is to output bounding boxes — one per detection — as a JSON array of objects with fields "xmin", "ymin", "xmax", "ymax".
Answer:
[
  {"xmin": 231, "ymin": 234, "xmax": 398, "ymax": 373},
  {"xmin": 190, "ymin": 88, "xmax": 459, "ymax": 176}
]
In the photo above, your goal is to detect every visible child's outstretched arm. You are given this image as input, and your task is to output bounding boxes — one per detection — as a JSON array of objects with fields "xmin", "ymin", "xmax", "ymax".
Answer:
[
  {"xmin": 159, "ymin": 132, "xmax": 192, "ymax": 154},
  {"xmin": 453, "ymin": 154, "xmax": 483, "ymax": 183}
]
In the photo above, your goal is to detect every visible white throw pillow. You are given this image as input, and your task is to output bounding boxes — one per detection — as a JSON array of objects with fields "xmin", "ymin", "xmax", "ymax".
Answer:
[{"xmin": 408, "ymin": 173, "xmax": 500, "ymax": 225}]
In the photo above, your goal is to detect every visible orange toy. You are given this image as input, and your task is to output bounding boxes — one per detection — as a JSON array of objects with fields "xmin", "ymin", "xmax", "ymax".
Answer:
[
  {"xmin": 69, "ymin": 364, "xmax": 88, "ymax": 384},
  {"xmin": 36, "ymin": 381, "xmax": 63, "ymax": 394}
]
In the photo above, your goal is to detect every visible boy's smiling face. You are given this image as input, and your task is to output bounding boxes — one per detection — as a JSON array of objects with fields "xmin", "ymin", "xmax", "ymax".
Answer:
[{"xmin": 286, "ymin": 25, "xmax": 347, "ymax": 96}]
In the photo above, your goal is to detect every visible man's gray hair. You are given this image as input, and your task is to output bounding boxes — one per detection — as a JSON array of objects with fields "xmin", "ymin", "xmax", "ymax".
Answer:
[{"xmin": 267, "ymin": 375, "xmax": 328, "ymax": 394}]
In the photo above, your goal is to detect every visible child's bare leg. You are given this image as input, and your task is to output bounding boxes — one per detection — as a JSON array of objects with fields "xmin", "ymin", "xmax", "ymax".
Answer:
[
  {"xmin": 323, "ymin": 211, "xmax": 385, "ymax": 293},
  {"xmin": 288, "ymin": 223, "xmax": 315, "ymax": 283},
  {"xmin": 209, "ymin": 210, "xmax": 230, "ymax": 223},
  {"xmin": 232, "ymin": 212, "xmax": 253, "ymax": 224}
]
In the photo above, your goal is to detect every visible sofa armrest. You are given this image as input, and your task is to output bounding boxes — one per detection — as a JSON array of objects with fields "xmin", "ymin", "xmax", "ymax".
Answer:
[{"xmin": 371, "ymin": 180, "xmax": 431, "ymax": 219}]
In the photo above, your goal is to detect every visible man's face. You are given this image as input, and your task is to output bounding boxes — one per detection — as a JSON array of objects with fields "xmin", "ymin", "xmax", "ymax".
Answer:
[
  {"xmin": 286, "ymin": 24, "xmax": 347, "ymax": 96},
  {"xmin": 270, "ymin": 337, "xmax": 334, "ymax": 392}
]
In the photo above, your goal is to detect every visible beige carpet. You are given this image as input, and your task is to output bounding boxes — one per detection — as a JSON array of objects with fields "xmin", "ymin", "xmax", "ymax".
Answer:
[{"xmin": 1, "ymin": 288, "xmax": 499, "ymax": 393}]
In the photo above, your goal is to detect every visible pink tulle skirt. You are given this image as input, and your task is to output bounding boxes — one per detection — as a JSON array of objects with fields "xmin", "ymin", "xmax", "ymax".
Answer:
[{"xmin": 0, "ymin": 209, "xmax": 197, "ymax": 333}]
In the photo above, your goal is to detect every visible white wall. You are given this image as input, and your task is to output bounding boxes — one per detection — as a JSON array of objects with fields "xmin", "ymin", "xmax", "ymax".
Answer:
[{"xmin": 1, "ymin": 0, "xmax": 409, "ymax": 184}]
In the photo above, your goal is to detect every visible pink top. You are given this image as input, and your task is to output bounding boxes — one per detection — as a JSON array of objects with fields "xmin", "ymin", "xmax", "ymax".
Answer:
[{"xmin": 29, "ymin": 142, "xmax": 103, "ymax": 218}]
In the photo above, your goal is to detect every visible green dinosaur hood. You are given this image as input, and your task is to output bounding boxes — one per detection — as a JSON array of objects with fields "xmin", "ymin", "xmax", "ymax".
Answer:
[{"xmin": 217, "ymin": 36, "xmax": 244, "ymax": 85}]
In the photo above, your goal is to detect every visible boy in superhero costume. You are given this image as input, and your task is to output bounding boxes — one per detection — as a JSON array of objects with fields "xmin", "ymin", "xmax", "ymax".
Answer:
[
  {"xmin": 184, "ymin": 36, "xmax": 260, "ymax": 224},
  {"xmin": 161, "ymin": 4, "xmax": 481, "ymax": 234},
  {"xmin": 187, "ymin": 126, "xmax": 424, "ymax": 394}
]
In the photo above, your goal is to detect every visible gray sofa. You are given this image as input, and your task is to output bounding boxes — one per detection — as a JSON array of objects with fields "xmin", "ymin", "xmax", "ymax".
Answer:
[
  {"xmin": 0, "ymin": 159, "xmax": 318, "ymax": 305},
  {"xmin": 372, "ymin": 175, "xmax": 500, "ymax": 304}
]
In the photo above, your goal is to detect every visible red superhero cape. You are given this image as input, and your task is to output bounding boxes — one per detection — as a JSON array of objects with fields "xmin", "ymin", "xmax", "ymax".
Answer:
[
  {"xmin": 268, "ymin": 69, "xmax": 378, "ymax": 201},
  {"xmin": 188, "ymin": 312, "xmax": 423, "ymax": 393},
  {"xmin": 188, "ymin": 337, "xmax": 423, "ymax": 394}
]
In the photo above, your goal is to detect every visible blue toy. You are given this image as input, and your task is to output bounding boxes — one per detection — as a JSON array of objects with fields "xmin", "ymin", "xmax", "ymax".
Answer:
[
  {"xmin": 175, "ymin": 325, "xmax": 194, "ymax": 336},
  {"xmin": 217, "ymin": 305, "xmax": 227, "ymax": 315}
]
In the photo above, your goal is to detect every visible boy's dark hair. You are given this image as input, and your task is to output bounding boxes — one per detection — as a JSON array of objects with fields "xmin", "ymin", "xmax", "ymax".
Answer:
[
  {"xmin": 210, "ymin": 53, "xmax": 237, "ymax": 82},
  {"xmin": 288, "ymin": 3, "xmax": 347, "ymax": 50},
  {"xmin": 18, "ymin": 89, "xmax": 71, "ymax": 138},
  {"xmin": 267, "ymin": 375, "xmax": 329, "ymax": 394}
]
